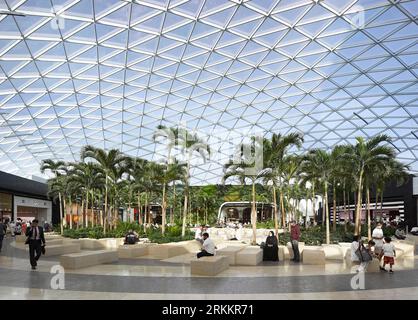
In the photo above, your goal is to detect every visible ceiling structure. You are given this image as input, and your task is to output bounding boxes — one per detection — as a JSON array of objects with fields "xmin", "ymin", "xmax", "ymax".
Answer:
[{"xmin": 0, "ymin": 0, "xmax": 417, "ymax": 184}]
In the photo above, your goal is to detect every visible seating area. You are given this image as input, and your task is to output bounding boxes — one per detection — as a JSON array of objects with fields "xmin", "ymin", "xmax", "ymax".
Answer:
[
  {"xmin": 235, "ymin": 246, "xmax": 263, "ymax": 266},
  {"xmin": 302, "ymin": 246, "xmax": 326, "ymax": 265},
  {"xmin": 44, "ymin": 243, "xmax": 81, "ymax": 257},
  {"xmin": 148, "ymin": 243, "xmax": 189, "ymax": 259},
  {"xmin": 60, "ymin": 250, "xmax": 118, "ymax": 269},
  {"xmin": 118, "ymin": 243, "xmax": 156, "ymax": 258},
  {"xmin": 190, "ymin": 255, "xmax": 229, "ymax": 276},
  {"xmin": 216, "ymin": 245, "xmax": 246, "ymax": 265}
]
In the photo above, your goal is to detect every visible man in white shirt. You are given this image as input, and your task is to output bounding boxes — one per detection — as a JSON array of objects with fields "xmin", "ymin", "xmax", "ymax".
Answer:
[{"xmin": 197, "ymin": 232, "xmax": 216, "ymax": 258}]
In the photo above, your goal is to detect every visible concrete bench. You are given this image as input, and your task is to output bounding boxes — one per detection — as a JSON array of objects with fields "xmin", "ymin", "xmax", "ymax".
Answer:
[
  {"xmin": 60, "ymin": 250, "xmax": 118, "ymax": 269},
  {"xmin": 44, "ymin": 243, "xmax": 81, "ymax": 257},
  {"xmin": 77, "ymin": 238, "xmax": 105, "ymax": 250},
  {"xmin": 148, "ymin": 244, "xmax": 189, "ymax": 259},
  {"xmin": 45, "ymin": 238, "xmax": 64, "ymax": 246},
  {"xmin": 235, "ymin": 246, "xmax": 263, "ymax": 266},
  {"xmin": 286, "ymin": 242, "xmax": 305, "ymax": 260},
  {"xmin": 394, "ymin": 241, "xmax": 415, "ymax": 258},
  {"xmin": 406, "ymin": 234, "xmax": 418, "ymax": 245},
  {"xmin": 98, "ymin": 238, "xmax": 125, "ymax": 249},
  {"xmin": 338, "ymin": 242, "xmax": 352, "ymax": 258},
  {"xmin": 45, "ymin": 234, "xmax": 63, "ymax": 240},
  {"xmin": 322, "ymin": 244, "xmax": 344, "ymax": 261},
  {"xmin": 118, "ymin": 243, "xmax": 156, "ymax": 258},
  {"xmin": 216, "ymin": 246, "xmax": 245, "ymax": 265},
  {"xmin": 15, "ymin": 235, "xmax": 27, "ymax": 243},
  {"xmin": 190, "ymin": 256, "xmax": 229, "ymax": 276},
  {"xmin": 302, "ymin": 246, "xmax": 325, "ymax": 264},
  {"xmin": 278, "ymin": 245, "xmax": 290, "ymax": 261}
]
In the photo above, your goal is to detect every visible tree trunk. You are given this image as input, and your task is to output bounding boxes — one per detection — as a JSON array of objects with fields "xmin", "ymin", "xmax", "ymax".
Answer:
[
  {"xmin": 325, "ymin": 182, "xmax": 330, "ymax": 244},
  {"xmin": 354, "ymin": 168, "xmax": 364, "ymax": 236},
  {"xmin": 162, "ymin": 182, "xmax": 167, "ymax": 235},
  {"xmin": 280, "ymin": 188, "xmax": 286, "ymax": 231},
  {"xmin": 78, "ymin": 200, "xmax": 82, "ymax": 230},
  {"xmin": 251, "ymin": 181, "xmax": 257, "ymax": 245},
  {"xmin": 137, "ymin": 192, "xmax": 142, "ymax": 225},
  {"xmin": 75, "ymin": 201, "xmax": 79, "ymax": 230},
  {"xmin": 85, "ymin": 190, "xmax": 89, "ymax": 228},
  {"xmin": 312, "ymin": 182, "xmax": 316, "ymax": 226},
  {"xmin": 272, "ymin": 185, "xmax": 278, "ymax": 237},
  {"xmin": 91, "ymin": 190, "xmax": 94, "ymax": 227},
  {"xmin": 182, "ymin": 191, "xmax": 188, "ymax": 237},
  {"xmin": 332, "ymin": 184, "xmax": 337, "ymax": 232},
  {"xmin": 343, "ymin": 184, "xmax": 347, "ymax": 232},
  {"xmin": 144, "ymin": 193, "xmax": 148, "ymax": 233},
  {"xmin": 171, "ymin": 183, "xmax": 176, "ymax": 225},
  {"xmin": 367, "ymin": 187, "xmax": 371, "ymax": 240},
  {"xmin": 104, "ymin": 175, "xmax": 108, "ymax": 235},
  {"xmin": 305, "ymin": 196, "xmax": 309, "ymax": 229}
]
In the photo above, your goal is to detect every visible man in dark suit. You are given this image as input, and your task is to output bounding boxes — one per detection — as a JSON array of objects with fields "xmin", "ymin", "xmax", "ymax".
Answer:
[{"xmin": 25, "ymin": 219, "xmax": 46, "ymax": 270}]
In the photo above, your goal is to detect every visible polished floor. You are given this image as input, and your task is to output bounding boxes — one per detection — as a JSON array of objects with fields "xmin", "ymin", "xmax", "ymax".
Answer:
[{"xmin": 1, "ymin": 237, "xmax": 418, "ymax": 300}]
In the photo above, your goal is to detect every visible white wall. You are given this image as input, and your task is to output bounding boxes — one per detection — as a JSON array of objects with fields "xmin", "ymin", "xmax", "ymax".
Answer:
[{"xmin": 14, "ymin": 196, "xmax": 52, "ymax": 224}]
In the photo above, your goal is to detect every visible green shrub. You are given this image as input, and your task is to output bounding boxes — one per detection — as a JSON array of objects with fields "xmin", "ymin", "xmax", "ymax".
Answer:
[
  {"xmin": 256, "ymin": 221, "xmax": 275, "ymax": 229},
  {"xmin": 61, "ymin": 222, "xmax": 193, "ymax": 243}
]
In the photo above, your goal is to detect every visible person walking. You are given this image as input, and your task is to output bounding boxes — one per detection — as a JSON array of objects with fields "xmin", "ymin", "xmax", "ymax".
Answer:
[
  {"xmin": 25, "ymin": 219, "xmax": 46, "ymax": 270},
  {"xmin": 0, "ymin": 219, "xmax": 6, "ymax": 252},
  {"xmin": 290, "ymin": 220, "xmax": 301, "ymax": 262},
  {"xmin": 380, "ymin": 237, "xmax": 396, "ymax": 273}
]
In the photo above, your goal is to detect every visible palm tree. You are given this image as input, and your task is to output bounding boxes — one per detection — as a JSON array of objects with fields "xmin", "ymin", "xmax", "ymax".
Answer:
[
  {"xmin": 305, "ymin": 149, "xmax": 332, "ymax": 244},
  {"xmin": 223, "ymin": 137, "xmax": 263, "ymax": 245},
  {"xmin": 69, "ymin": 162, "xmax": 104, "ymax": 227},
  {"xmin": 81, "ymin": 146, "xmax": 130, "ymax": 234},
  {"xmin": 281, "ymin": 155, "xmax": 302, "ymax": 230},
  {"xmin": 330, "ymin": 145, "xmax": 347, "ymax": 232},
  {"xmin": 130, "ymin": 158, "xmax": 148, "ymax": 225},
  {"xmin": 41, "ymin": 159, "xmax": 67, "ymax": 234},
  {"xmin": 260, "ymin": 133, "xmax": 304, "ymax": 236},
  {"xmin": 343, "ymin": 135, "xmax": 395, "ymax": 236},
  {"xmin": 178, "ymin": 129, "xmax": 210, "ymax": 237}
]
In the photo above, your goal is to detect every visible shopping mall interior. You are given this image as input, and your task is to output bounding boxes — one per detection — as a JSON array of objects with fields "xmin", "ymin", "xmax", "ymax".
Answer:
[{"xmin": 0, "ymin": 0, "xmax": 417, "ymax": 302}]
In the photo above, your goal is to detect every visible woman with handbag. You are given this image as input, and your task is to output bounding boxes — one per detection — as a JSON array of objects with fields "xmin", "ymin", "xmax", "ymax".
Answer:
[{"xmin": 357, "ymin": 240, "xmax": 375, "ymax": 272}]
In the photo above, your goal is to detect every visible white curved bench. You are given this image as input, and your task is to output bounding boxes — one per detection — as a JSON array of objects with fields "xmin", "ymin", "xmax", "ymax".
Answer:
[
  {"xmin": 216, "ymin": 246, "xmax": 246, "ymax": 265},
  {"xmin": 302, "ymin": 246, "xmax": 325, "ymax": 264},
  {"xmin": 235, "ymin": 246, "xmax": 263, "ymax": 265},
  {"xmin": 60, "ymin": 250, "xmax": 118, "ymax": 269},
  {"xmin": 191, "ymin": 256, "xmax": 229, "ymax": 276}
]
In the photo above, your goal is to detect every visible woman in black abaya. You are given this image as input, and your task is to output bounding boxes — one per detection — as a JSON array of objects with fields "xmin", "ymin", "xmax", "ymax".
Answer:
[{"xmin": 263, "ymin": 231, "xmax": 279, "ymax": 261}]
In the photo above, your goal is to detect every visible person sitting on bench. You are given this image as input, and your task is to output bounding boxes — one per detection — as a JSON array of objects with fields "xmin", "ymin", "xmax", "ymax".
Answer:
[
  {"xmin": 124, "ymin": 230, "xmax": 139, "ymax": 245},
  {"xmin": 197, "ymin": 232, "xmax": 215, "ymax": 258}
]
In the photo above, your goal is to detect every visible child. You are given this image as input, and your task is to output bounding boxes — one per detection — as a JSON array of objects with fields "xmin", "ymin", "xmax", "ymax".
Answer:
[{"xmin": 380, "ymin": 237, "xmax": 396, "ymax": 273}]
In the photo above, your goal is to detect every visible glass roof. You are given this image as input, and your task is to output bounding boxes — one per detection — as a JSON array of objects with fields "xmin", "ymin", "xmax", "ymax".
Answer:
[{"xmin": 0, "ymin": 0, "xmax": 417, "ymax": 184}]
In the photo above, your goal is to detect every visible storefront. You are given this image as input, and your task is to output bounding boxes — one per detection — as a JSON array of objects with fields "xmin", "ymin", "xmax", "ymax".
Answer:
[
  {"xmin": 0, "ymin": 192, "xmax": 12, "ymax": 221},
  {"xmin": 0, "ymin": 170, "xmax": 59, "ymax": 224},
  {"xmin": 13, "ymin": 195, "xmax": 52, "ymax": 224}
]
